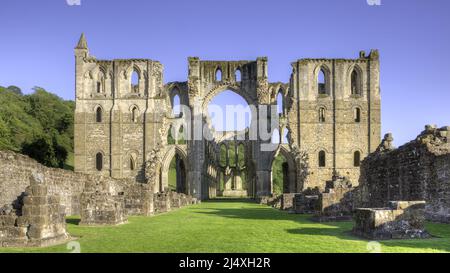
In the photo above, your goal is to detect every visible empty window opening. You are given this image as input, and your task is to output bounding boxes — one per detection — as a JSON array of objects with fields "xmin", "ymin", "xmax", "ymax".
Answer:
[
  {"xmin": 173, "ymin": 95, "xmax": 180, "ymax": 116},
  {"xmin": 318, "ymin": 69, "xmax": 327, "ymax": 94},
  {"xmin": 318, "ymin": 151, "xmax": 326, "ymax": 167},
  {"xmin": 215, "ymin": 68, "xmax": 222, "ymax": 82},
  {"xmin": 351, "ymin": 70, "xmax": 360, "ymax": 95},
  {"xmin": 235, "ymin": 69, "xmax": 241, "ymax": 82},
  {"xmin": 276, "ymin": 91, "xmax": 283, "ymax": 115},
  {"xmin": 96, "ymin": 107, "xmax": 102, "ymax": 123},
  {"xmin": 131, "ymin": 70, "xmax": 139, "ymax": 92},
  {"xmin": 96, "ymin": 153, "xmax": 103, "ymax": 171},
  {"xmin": 131, "ymin": 106, "xmax": 138, "ymax": 122},
  {"xmin": 130, "ymin": 156, "xmax": 135, "ymax": 170},
  {"xmin": 354, "ymin": 108, "xmax": 361, "ymax": 123},
  {"xmin": 319, "ymin": 107, "xmax": 325, "ymax": 123},
  {"xmin": 354, "ymin": 151, "xmax": 361, "ymax": 167}
]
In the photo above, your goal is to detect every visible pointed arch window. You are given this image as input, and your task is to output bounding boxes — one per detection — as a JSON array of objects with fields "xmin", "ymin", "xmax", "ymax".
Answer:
[
  {"xmin": 276, "ymin": 91, "xmax": 283, "ymax": 115},
  {"xmin": 235, "ymin": 68, "xmax": 241, "ymax": 82},
  {"xmin": 318, "ymin": 69, "xmax": 327, "ymax": 95},
  {"xmin": 131, "ymin": 106, "xmax": 138, "ymax": 122},
  {"xmin": 354, "ymin": 107, "xmax": 361, "ymax": 123},
  {"xmin": 130, "ymin": 156, "xmax": 136, "ymax": 170},
  {"xmin": 95, "ymin": 152, "xmax": 103, "ymax": 171},
  {"xmin": 167, "ymin": 125, "xmax": 176, "ymax": 145},
  {"xmin": 131, "ymin": 70, "xmax": 139, "ymax": 92},
  {"xmin": 318, "ymin": 150, "xmax": 326, "ymax": 167},
  {"xmin": 351, "ymin": 69, "xmax": 361, "ymax": 95},
  {"xmin": 97, "ymin": 72, "xmax": 105, "ymax": 93},
  {"xmin": 219, "ymin": 144, "xmax": 227, "ymax": 167},
  {"xmin": 319, "ymin": 107, "xmax": 326, "ymax": 123},
  {"xmin": 177, "ymin": 125, "xmax": 186, "ymax": 145},
  {"xmin": 96, "ymin": 107, "xmax": 102, "ymax": 123},
  {"xmin": 215, "ymin": 68, "xmax": 222, "ymax": 82},
  {"xmin": 237, "ymin": 143, "xmax": 245, "ymax": 167},
  {"xmin": 172, "ymin": 94, "xmax": 180, "ymax": 117},
  {"xmin": 354, "ymin": 151, "xmax": 361, "ymax": 167}
]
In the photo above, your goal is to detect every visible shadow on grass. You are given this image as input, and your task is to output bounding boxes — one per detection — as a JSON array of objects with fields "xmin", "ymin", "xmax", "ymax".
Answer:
[{"xmin": 195, "ymin": 201, "xmax": 450, "ymax": 253}]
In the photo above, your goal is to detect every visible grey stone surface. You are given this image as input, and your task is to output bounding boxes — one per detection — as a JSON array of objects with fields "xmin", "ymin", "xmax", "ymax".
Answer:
[
  {"xmin": 358, "ymin": 125, "xmax": 450, "ymax": 223},
  {"xmin": 0, "ymin": 173, "xmax": 69, "ymax": 247},
  {"xmin": 352, "ymin": 201, "xmax": 429, "ymax": 240}
]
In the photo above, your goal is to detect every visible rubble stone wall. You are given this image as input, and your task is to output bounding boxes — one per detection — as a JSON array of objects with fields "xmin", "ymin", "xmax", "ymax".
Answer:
[
  {"xmin": 0, "ymin": 173, "xmax": 69, "ymax": 247},
  {"xmin": 0, "ymin": 150, "xmax": 126, "ymax": 215},
  {"xmin": 359, "ymin": 126, "xmax": 450, "ymax": 222}
]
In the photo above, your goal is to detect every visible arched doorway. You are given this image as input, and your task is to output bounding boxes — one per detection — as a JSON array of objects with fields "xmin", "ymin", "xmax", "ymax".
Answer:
[
  {"xmin": 161, "ymin": 146, "xmax": 188, "ymax": 194},
  {"xmin": 168, "ymin": 154, "xmax": 187, "ymax": 194},
  {"xmin": 270, "ymin": 147, "xmax": 296, "ymax": 195}
]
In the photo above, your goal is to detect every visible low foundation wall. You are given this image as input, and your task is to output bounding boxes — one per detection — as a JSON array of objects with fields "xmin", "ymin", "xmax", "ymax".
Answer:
[{"xmin": 352, "ymin": 201, "xmax": 429, "ymax": 240}]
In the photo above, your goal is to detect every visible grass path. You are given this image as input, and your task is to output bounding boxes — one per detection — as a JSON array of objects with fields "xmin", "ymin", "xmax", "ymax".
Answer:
[{"xmin": 2, "ymin": 199, "xmax": 450, "ymax": 253}]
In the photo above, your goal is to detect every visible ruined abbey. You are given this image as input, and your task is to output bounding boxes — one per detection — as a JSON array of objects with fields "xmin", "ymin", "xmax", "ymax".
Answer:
[
  {"xmin": 2, "ymin": 34, "xmax": 449, "ymax": 247},
  {"xmin": 73, "ymin": 34, "xmax": 381, "ymax": 199}
]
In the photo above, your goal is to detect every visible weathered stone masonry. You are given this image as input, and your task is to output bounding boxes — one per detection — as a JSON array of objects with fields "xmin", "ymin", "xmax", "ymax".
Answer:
[
  {"xmin": 73, "ymin": 33, "xmax": 381, "ymax": 200},
  {"xmin": 0, "ymin": 150, "xmax": 198, "ymax": 246},
  {"xmin": 0, "ymin": 173, "xmax": 69, "ymax": 247},
  {"xmin": 358, "ymin": 125, "xmax": 450, "ymax": 223}
]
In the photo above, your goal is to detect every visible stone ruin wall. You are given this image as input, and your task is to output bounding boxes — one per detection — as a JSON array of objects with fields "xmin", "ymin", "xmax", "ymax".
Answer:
[
  {"xmin": 0, "ymin": 150, "xmax": 197, "ymax": 219},
  {"xmin": 358, "ymin": 125, "xmax": 450, "ymax": 223},
  {"xmin": 0, "ymin": 173, "xmax": 70, "ymax": 247},
  {"xmin": 0, "ymin": 149, "xmax": 198, "ymax": 246},
  {"xmin": 0, "ymin": 150, "xmax": 125, "ymax": 216}
]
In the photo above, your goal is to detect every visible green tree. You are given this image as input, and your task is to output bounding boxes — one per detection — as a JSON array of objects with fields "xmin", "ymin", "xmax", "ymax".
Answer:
[{"xmin": 0, "ymin": 86, "xmax": 74, "ymax": 169}]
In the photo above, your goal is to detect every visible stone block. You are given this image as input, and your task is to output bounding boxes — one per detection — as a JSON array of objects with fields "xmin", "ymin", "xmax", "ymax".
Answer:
[{"xmin": 352, "ymin": 200, "xmax": 429, "ymax": 240}]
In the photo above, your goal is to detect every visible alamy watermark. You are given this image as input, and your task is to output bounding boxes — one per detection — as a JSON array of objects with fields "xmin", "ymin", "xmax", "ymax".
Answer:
[
  {"xmin": 67, "ymin": 241, "xmax": 81, "ymax": 253},
  {"xmin": 66, "ymin": 0, "xmax": 81, "ymax": 6},
  {"xmin": 366, "ymin": 241, "xmax": 382, "ymax": 253},
  {"xmin": 159, "ymin": 103, "xmax": 283, "ymax": 152},
  {"xmin": 367, "ymin": 0, "xmax": 381, "ymax": 6}
]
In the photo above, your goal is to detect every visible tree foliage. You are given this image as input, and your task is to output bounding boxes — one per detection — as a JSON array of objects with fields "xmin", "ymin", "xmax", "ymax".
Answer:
[
  {"xmin": 0, "ymin": 86, "xmax": 74, "ymax": 169},
  {"xmin": 272, "ymin": 155, "xmax": 287, "ymax": 195}
]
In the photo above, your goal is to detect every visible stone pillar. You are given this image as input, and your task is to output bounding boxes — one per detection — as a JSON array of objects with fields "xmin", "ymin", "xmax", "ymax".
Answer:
[
  {"xmin": 256, "ymin": 170, "xmax": 271, "ymax": 197},
  {"xmin": 288, "ymin": 170, "xmax": 297, "ymax": 193},
  {"xmin": 224, "ymin": 174, "xmax": 232, "ymax": 190},
  {"xmin": 1, "ymin": 173, "xmax": 69, "ymax": 247},
  {"xmin": 235, "ymin": 174, "xmax": 243, "ymax": 190}
]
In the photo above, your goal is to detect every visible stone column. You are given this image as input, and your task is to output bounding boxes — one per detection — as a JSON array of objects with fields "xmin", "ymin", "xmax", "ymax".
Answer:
[
  {"xmin": 288, "ymin": 170, "xmax": 297, "ymax": 193},
  {"xmin": 256, "ymin": 170, "xmax": 271, "ymax": 197}
]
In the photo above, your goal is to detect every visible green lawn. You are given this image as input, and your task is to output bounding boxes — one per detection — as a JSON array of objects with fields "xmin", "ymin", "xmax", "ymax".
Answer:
[{"xmin": 2, "ymin": 199, "xmax": 450, "ymax": 253}]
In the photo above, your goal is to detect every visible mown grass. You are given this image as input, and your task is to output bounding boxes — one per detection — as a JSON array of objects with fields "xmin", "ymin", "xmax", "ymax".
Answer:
[{"xmin": 2, "ymin": 199, "xmax": 450, "ymax": 253}]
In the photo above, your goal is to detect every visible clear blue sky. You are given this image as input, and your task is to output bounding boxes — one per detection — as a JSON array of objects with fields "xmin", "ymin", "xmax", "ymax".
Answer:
[{"xmin": 0, "ymin": 0, "xmax": 449, "ymax": 146}]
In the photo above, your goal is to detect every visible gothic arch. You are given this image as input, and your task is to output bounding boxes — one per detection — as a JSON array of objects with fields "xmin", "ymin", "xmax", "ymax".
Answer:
[
  {"xmin": 313, "ymin": 64, "xmax": 332, "ymax": 96},
  {"xmin": 347, "ymin": 64, "xmax": 364, "ymax": 96},
  {"xmin": 160, "ymin": 145, "xmax": 189, "ymax": 193},
  {"xmin": 270, "ymin": 145, "xmax": 296, "ymax": 172},
  {"xmin": 201, "ymin": 84, "xmax": 256, "ymax": 110},
  {"xmin": 129, "ymin": 105, "xmax": 140, "ymax": 122},
  {"xmin": 269, "ymin": 145, "xmax": 297, "ymax": 193}
]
